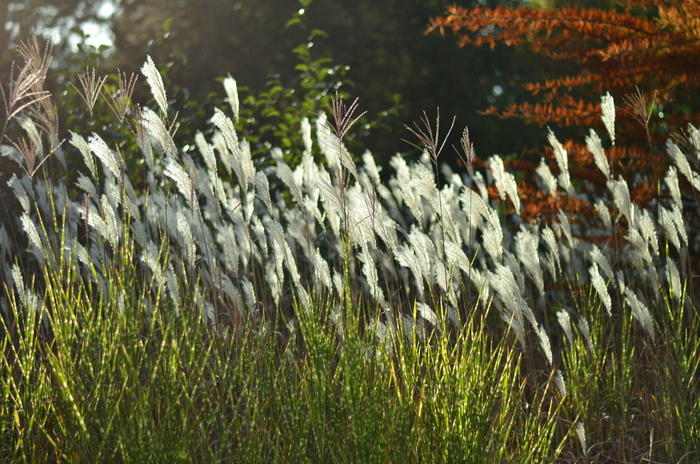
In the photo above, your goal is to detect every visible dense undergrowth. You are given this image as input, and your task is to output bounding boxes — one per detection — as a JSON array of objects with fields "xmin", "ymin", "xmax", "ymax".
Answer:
[{"xmin": 0, "ymin": 39, "xmax": 698, "ymax": 462}]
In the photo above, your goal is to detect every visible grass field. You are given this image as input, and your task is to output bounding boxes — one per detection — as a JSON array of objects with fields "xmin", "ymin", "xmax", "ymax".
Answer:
[{"xmin": 0, "ymin": 42, "xmax": 698, "ymax": 462}]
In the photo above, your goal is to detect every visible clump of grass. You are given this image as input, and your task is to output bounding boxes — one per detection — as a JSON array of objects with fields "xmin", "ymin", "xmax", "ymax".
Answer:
[{"xmin": 0, "ymin": 37, "xmax": 698, "ymax": 462}]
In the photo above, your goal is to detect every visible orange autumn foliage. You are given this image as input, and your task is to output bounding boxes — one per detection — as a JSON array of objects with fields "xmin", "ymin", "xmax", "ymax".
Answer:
[{"xmin": 430, "ymin": 0, "xmax": 700, "ymax": 227}]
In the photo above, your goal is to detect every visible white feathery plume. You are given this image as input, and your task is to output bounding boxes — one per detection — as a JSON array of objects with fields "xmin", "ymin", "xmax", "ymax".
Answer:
[
  {"xmin": 338, "ymin": 141, "xmax": 359, "ymax": 181},
  {"xmin": 359, "ymin": 242, "xmax": 385, "ymax": 304},
  {"xmin": 610, "ymin": 178, "xmax": 634, "ymax": 226},
  {"xmin": 301, "ymin": 117, "xmax": 313, "ymax": 154},
  {"xmin": 590, "ymin": 245, "xmax": 614, "ymax": 282},
  {"xmin": 688, "ymin": 123, "xmax": 700, "ymax": 160},
  {"xmin": 590, "ymin": 263, "xmax": 612, "ymax": 316},
  {"xmin": 254, "ymin": 171, "xmax": 272, "ymax": 212},
  {"xmin": 444, "ymin": 240, "xmax": 471, "ymax": 275},
  {"xmin": 535, "ymin": 158, "xmax": 558, "ymax": 196},
  {"xmin": 601, "ymin": 91, "xmax": 616, "ymax": 145},
  {"xmin": 666, "ymin": 259, "xmax": 682, "ymax": 302},
  {"xmin": 284, "ymin": 241, "xmax": 301, "ymax": 288},
  {"xmin": 575, "ymin": 423, "xmax": 587, "ymax": 455},
  {"xmin": 616, "ymin": 270, "xmax": 627, "ymax": 296},
  {"xmin": 594, "ymin": 200, "xmax": 612, "ymax": 230},
  {"xmin": 70, "ymin": 131, "xmax": 97, "ymax": 179},
  {"xmin": 142, "ymin": 241, "xmax": 165, "ymax": 288},
  {"xmin": 237, "ymin": 139, "xmax": 255, "ymax": 194},
  {"xmin": 659, "ymin": 205, "xmax": 682, "ymax": 251},
  {"xmin": 557, "ymin": 210, "xmax": 574, "ymax": 247},
  {"xmin": 472, "ymin": 170, "xmax": 489, "ymax": 201},
  {"xmin": 515, "ymin": 227, "xmax": 544, "ymax": 296},
  {"xmin": 667, "ymin": 139, "xmax": 700, "ymax": 191},
  {"xmin": 395, "ymin": 245, "xmax": 425, "ymax": 298},
  {"xmin": 8, "ymin": 174, "xmax": 30, "ymax": 213},
  {"xmin": 398, "ymin": 176, "xmax": 423, "ymax": 223},
  {"xmin": 541, "ymin": 250, "xmax": 558, "ymax": 283},
  {"xmin": 586, "ymin": 129, "xmax": 610, "ymax": 180},
  {"xmin": 88, "ymin": 134, "xmax": 122, "ymax": 184},
  {"xmin": 488, "ymin": 155, "xmax": 506, "ymax": 201},
  {"xmin": 218, "ymin": 224, "xmax": 240, "ymax": 277},
  {"xmin": 222, "ymin": 75, "xmax": 239, "ymax": 122},
  {"xmin": 316, "ymin": 114, "xmax": 341, "ymax": 172},
  {"xmin": 638, "ymin": 209, "xmax": 659, "ymax": 257},
  {"xmin": 408, "ymin": 228, "xmax": 435, "ymax": 281},
  {"xmin": 100, "ymin": 194, "xmax": 120, "ymax": 248},
  {"xmin": 164, "ymin": 157, "xmax": 198, "ymax": 210},
  {"xmin": 362, "ymin": 150, "xmax": 382, "ymax": 184},
  {"xmin": 12, "ymin": 263, "xmax": 40, "ymax": 311},
  {"xmin": 131, "ymin": 215, "xmax": 147, "ymax": 247},
  {"xmin": 488, "ymin": 155, "xmax": 520, "ymax": 210},
  {"xmin": 671, "ymin": 203, "xmax": 687, "ymax": 248},
  {"xmin": 195, "ymin": 131, "xmax": 217, "ymax": 174},
  {"xmin": 554, "ymin": 369, "xmax": 567, "ymax": 397},
  {"xmin": 217, "ymin": 272, "xmax": 239, "ymax": 306},
  {"xmin": 488, "ymin": 265, "xmax": 527, "ymax": 348},
  {"xmin": 75, "ymin": 174, "xmax": 98, "ymax": 203},
  {"xmin": 303, "ymin": 196, "xmax": 325, "ymax": 229},
  {"xmin": 250, "ymin": 215, "xmax": 267, "ymax": 262},
  {"xmin": 410, "ymin": 164, "xmax": 438, "ymax": 205},
  {"xmin": 504, "ymin": 251, "xmax": 525, "ymax": 294},
  {"xmin": 267, "ymin": 219, "xmax": 287, "ymax": 290},
  {"xmin": 264, "ymin": 263, "xmax": 281, "ymax": 306},
  {"xmin": 296, "ymin": 286, "xmax": 311, "ymax": 314},
  {"xmin": 665, "ymin": 166, "xmax": 682, "ymax": 211},
  {"xmin": 211, "ymin": 132, "xmax": 232, "ymax": 174},
  {"xmin": 347, "ymin": 187, "xmax": 376, "ymax": 248},
  {"xmin": 18, "ymin": 118, "xmax": 43, "ymax": 161},
  {"xmin": 141, "ymin": 55, "xmax": 168, "ymax": 114},
  {"xmin": 165, "ymin": 264, "xmax": 180, "ymax": 315},
  {"xmin": 542, "ymin": 227, "xmax": 561, "ymax": 275},
  {"xmin": 557, "ymin": 310, "xmax": 573, "ymax": 345},
  {"xmin": 142, "ymin": 106, "xmax": 178, "ymax": 156},
  {"xmin": 317, "ymin": 169, "xmax": 343, "ymax": 236},
  {"xmin": 176, "ymin": 210, "xmax": 196, "ymax": 270},
  {"xmin": 211, "ymin": 107, "xmax": 239, "ymax": 156},
  {"xmin": 548, "ymin": 129, "xmax": 572, "ymax": 194},
  {"xmin": 433, "ymin": 260, "xmax": 448, "ymax": 295},
  {"xmin": 364, "ymin": 195, "xmax": 393, "ymax": 250},
  {"xmin": 577, "ymin": 316, "xmax": 593, "ymax": 353},
  {"xmin": 241, "ymin": 277, "xmax": 256, "ymax": 310},
  {"xmin": 435, "ymin": 184, "xmax": 459, "ymax": 242},
  {"xmin": 498, "ymin": 263, "xmax": 536, "ymax": 330},
  {"xmin": 416, "ymin": 302, "xmax": 439, "ymax": 327},
  {"xmin": 276, "ymin": 161, "xmax": 303, "ymax": 205},
  {"xmin": 459, "ymin": 187, "xmax": 488, "ymax": 229},
  {"xmin": 625, "ymin": 288, "xmax": 656, "ymax": 343},
  {"xmin": 313, "ymin": 248, "xmax": 332, "ymax": 290},
  {"xmin": 203, "ymin": 302, "xmax": 215, "ymax": 326},
  {"xmin": 482, "ymin": 209, "xmax": 503, "ymax": 263},
  {"xmin": 302, "ymin": 149, "xmax": 318, "ymax": 195},
  {"xmin": 21, "ymin": 212, "xmax": 43, "ymax": 253},
  {"xmin": 332, "ymin": 270, "xmax": 345, "ymax": 300}
]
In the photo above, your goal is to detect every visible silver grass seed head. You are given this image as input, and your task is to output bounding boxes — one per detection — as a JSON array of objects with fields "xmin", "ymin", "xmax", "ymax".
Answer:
[
  {"xmin": 590, "ymin": 263, "xmax": 612, "ymax": 317},
  {"xmin": 547, "ymin": 129, "xmax": 572, "ymax": 194},
  {"xmin": 88, "ymin": 133, "xmax": 122, "ymax": 184},
  {"xmin": 557, "ymin": 310, "xmax": 573, "ymax": 345},
  {"xmin": 586, "ymin": 129, "xmax": 610, "ymax": 180},
  {"xmin": 222, "ymin": 75, "xmax": 239, "ymax": 122},
  {"xmin": 601, "ymin": 92, "xmax": 616, "ymax": 145},
  {"xmin": 536, "ymin": 159, "xmax": 558, "ymax": 196},
  {"xmin": 624, "ymin": 288, "xmax": 656, "ymax": 343},
  {"xmin": 141, "ymin": 55, "xmax": 168, "ymax": 114}
]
